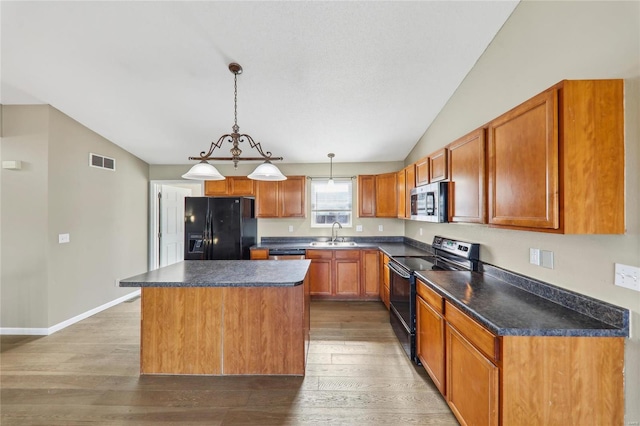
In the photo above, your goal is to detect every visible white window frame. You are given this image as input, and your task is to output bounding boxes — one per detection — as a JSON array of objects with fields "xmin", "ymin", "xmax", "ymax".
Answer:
[{"xmin": 310, "ymin": 178, "xmax": 353, "ymax": 228}]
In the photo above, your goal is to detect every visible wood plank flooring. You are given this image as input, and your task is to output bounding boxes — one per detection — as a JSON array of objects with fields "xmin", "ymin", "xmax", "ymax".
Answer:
[{"xmin": 1, "ymin": 299, "xmax": 458, "ymax": 425}]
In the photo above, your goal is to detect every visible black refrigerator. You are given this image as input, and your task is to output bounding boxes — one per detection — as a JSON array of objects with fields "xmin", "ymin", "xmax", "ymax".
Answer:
[{"xmin": 184, "ymin": 197, "xmax": 257, "ymax": 260}]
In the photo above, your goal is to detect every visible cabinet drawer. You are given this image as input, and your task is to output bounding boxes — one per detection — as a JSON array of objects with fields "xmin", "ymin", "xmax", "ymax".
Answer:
[
  {"xmin": 335, "ymin": 250, "xmax": 360, "ymax": 260},
  {"xmin": 306, "ymin": 249, "xmax": 333, "ymax": 260},
  {"xmin": 445, "ymin": 302, "xmax": 498, "ymax": 362},
  {"xmin": 417, "ymin": 280, "xmax": 443, "ymax": 314}
]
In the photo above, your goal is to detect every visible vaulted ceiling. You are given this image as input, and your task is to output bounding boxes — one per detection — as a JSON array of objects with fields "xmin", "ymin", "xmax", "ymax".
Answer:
[{"xmin": 1, "ymin": 1, "xmax": 518, "ymax": 165}]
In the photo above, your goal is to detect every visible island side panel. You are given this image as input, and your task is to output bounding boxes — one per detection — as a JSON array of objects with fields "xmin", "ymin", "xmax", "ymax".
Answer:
[
  {"xmin": 223, "ymin": 283, "xmax": 306, "ymax": 375},
  {"xmin": 141, "ymin": 287, "xmax": 223, "ymax": 374}
]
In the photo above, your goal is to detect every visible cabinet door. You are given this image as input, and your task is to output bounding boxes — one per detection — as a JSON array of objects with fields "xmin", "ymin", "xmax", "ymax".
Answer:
[
  {"xmin": 446, "ymin": 324, "xmax": 499, "ymax": 426},
  {"xmin": 382, "ymin": 257, "xmax": 390, "ymax": 310},
  {"xmin": 361, "ymin": 250, "xmax": 380, "ymax": 298},
  {"xmin": 448, "ymin": 129, "xmax": 486, "ymax": 223},
  {"xmin": 404, "ymin": 165, "xmax": 415, "ymax": 219},
  {"xmin": 429, "ymin": 148, "xmax": 448, "ymax": 182},
  {"xmin": 335, "ymin": 259, "xmax": 360, "ymax": 296},
  {"xmin": 204, "ymin": 180, "xmax": 228, "ymax": 196},
  {"xmin": 488, "ymin": 89, "xmax": 559, "ymax": 229},
  {"xmin": 228, "ymin": 177, "xmax": 255, "ymax": 196},
  {"xmin": 396, "ymin": 169, "xmax": 406, "ymax": 219},
  {"xmin": 280, "ymin": 176, "xmax": 306, "ymax": 218},
  {"xmin": 335, "ymin": 250, "xmax": 360, "ymax": 296},
  {"xmin": 255, "ymin": 181, "xmax": 279, "ymax": 218},
  {"xmin": 415, "ymin": 157, "xmax": 429, "ymax": 186},
  {"xmin": 375, "ymin": 172, "xmax": 397, "ymax": 218},
  {"xmin": 357, "ymin": 175, "xmax": 376, "ymax": 217},
  {"xmin": 416, "ymin": 296, "xmax": 446, "ymax": 394},
  {"xmin": 308, "ymin": 259, "xmax": 332, "ymax": 296}
]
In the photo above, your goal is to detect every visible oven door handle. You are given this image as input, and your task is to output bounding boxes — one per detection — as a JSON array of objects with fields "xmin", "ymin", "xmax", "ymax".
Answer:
[{"xmin": 388, "ymin": 261, "xmax": 411, "ymax": 279}]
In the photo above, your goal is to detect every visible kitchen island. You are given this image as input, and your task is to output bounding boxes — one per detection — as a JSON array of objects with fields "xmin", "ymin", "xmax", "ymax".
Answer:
[{"xmin": 120, "ymin": 260, "xmax": 311, "ymax": 376}]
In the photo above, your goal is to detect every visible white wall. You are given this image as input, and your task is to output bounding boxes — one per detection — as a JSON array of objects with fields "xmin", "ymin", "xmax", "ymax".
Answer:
[
  {"xmin": 405, "ymin": 1, "xmax": 640, "ymax": 422},
  {"xmin": 1, "ymin": 105, "xmax": 149, "ymax": 329}
]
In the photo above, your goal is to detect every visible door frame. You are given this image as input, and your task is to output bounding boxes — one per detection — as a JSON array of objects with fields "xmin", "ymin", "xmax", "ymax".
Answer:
[{"xmin": 148, "ymin": 180, "xmax": 203, "ymax": 271}]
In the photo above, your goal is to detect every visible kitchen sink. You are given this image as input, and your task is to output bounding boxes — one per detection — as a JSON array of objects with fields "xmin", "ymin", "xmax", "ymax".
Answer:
[{"xmin": 309, "ymin": 241, "xmax": 358, "ymax": 247}]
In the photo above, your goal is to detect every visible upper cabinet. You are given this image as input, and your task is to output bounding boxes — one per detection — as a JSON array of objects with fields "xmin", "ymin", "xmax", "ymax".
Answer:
[
  {"xmin": 375, "ymin": 172, "xmax": 398, "ymax": 218},
  {"xmin": 415, "ymin": 157, "xmax": 429, "ymax": 186},
  {"xmin": 357, "ymin": 173, "xmax": 398, "ymax": 218},
  {"xmin": 205, "ymin": 177, "xmax": 255, "ymax": 197},
  {"xmin": 448, "ymin": 129, "xmax": 486, "ymax": 224},
  {"xmin": 428, "ymin": 148, "xmax": 449, "ymax": 183},
  {"xmin": 357, "ymin": 175, "xmax": 376, "ymax": 218},
  {"xmin": 488, "ymin": 79, "xmax": 624, "ymax": 234},
  {"xmin": 397, "ymin": 165, "xmax": 415, "ymax": 219},
  {"xmin": 256, "ymin": 176, "xmax": 306, "ymax": 218}
]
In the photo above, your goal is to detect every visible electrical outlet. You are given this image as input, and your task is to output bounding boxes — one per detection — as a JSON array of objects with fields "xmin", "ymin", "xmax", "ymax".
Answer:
[
  {"xmin": 356, "ymin": 225, "xmax": 363, "ymax": 232},
  {"xmin": 288, "ymin": 225, "xmax": 293, "ymax": 233},
  {"xmin": 614, "ymin": 263, "xmax": 640, "ymax": 291},
  {"xmin": 378, "ymin": 225, "xmax": 383, "ymax": 232},
  {"xmin": 419, "ymin": 228, "xmax": 423, "ymax": 236},
  {"xmin": 541, "ymin": 250, "xmax": 554, "ymax": 269},
  {"xmin": 529, "ymin": 248, "xmax": 540, "ymax": 266},
  {"xmin": 115, "ymin": 279, "xmax": 120, "ymax": 288},
  {"xmin": 58, "ymin": 233, "xmax": 70, "ymax": 244}
]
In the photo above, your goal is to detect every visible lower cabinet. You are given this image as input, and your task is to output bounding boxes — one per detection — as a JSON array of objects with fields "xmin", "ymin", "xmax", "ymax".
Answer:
[
  {"xmin": 447, "ymin": 324, "xmax": 499, "ymax": 426},
  {"xmin": 416, "ymin": 279, "xmax": 624, "ymax": 426},
  {"xmin": 307, "ymin": 249, "xmax": 379, "ymax": 300}
]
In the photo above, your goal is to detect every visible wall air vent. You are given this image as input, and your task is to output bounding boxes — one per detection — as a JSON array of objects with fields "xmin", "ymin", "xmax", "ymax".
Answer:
[{"xmin": 89, "ymin": 153, "xmax": 116, "ymax": 171}]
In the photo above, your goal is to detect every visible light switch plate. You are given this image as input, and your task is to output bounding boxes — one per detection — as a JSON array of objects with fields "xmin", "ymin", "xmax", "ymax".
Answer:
[
  {"xmin": 615, "ymin": 263, "xmax": 640, "ymax": 291},
  {"xmin": 378, "ymin": 225, "xmax": 383, "ymax": 232},
  {"xmin": 529, "ymin": 248, "xmax": 540, "ymax": 266},
  {"xmin": 58, "ymin": 233, "xmax": 70, "ymax": 244}
]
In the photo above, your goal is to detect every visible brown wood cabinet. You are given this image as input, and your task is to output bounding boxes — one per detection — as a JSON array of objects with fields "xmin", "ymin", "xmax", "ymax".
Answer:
[
  {"xmin": 256, "ymin": 176, "xmax": 306, "ymax": 218},
  {"xmin": 447, "ymin": 128, "xmax": 486, "ymax": 223},
  {"xmin": 488, "ymin": 79, "xmax": 624, "ymax": 233},
  {"xmin": 375, "ymin": 172, "xmax": 397, "ymax": 218},
  {"xmin": 205, "ymin": 177, "xmax": 255, "ymax": 196},
  {"xmin": 397, "ymin": 165, "xmax": 415, "ymax": 219},
  {"xmin": 380, "ymin": 253, "xmax": 390, "ymax": 309},
  {"xmin": 415, "ymin": 156, "xmax": 429, "ymax": 187},
  {"xmin": 249, "ymin": 248, "xmax": 269, "ymax": 260},
  {"xmin": 307, "ymin": 249, "xmax": 379, "ymax": 300},
  {"xmin": 357, "ymin": 175, "xmax": 376, "ymax": 217},
  {"xmin": 428, "ymin": 148, "xmax": 449, "ymax": 182},
  {"xmin": 361, "ymin": 250, "xmax": 380, "ymax": 299},
  {"xmin": 416, "ymin": 280, "xmax": 446, "ymax": 394},
  {"xmin": 415, "ymin": 284, "xmax": 624, "ymax": 426},
  {"xmin": 357, "ymin": 173, "xmax": 397, "ymax": 218}
]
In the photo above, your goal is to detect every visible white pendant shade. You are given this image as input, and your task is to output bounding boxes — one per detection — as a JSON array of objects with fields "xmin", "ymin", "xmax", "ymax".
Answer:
[
  {"xmin": 181, "ymin": 161, "xmax": 225, "ymax": 180},
  {"xmin": 248, "ymin": 161, "xmax": 287, "ymax": 181}
]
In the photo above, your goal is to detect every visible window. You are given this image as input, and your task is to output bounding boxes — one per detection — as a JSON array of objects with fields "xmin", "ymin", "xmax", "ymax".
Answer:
[{"xmin": 310, "ymin": 179, "xmax": 353, "ymax": 227}]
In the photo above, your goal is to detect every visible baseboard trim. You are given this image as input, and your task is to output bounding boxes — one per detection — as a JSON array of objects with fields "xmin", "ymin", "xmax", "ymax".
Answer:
[{"xmin": 0, "ymin": 290, "xmax": 141, "ymax": 336}]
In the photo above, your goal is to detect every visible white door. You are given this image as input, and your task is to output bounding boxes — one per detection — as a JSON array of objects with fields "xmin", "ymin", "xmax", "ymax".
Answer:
[{"xmin": 159, "ymin": 185, "xmax": 191, "ymax": 267}]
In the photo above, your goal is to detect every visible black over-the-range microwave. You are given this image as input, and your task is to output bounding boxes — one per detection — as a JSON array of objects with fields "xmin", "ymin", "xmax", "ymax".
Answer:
[{"xmin": 410, "ymin": 182, "xmax": 449, "ymax": 223}]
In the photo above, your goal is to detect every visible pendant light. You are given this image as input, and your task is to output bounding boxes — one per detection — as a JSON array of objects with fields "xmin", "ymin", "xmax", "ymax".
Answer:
[
  {"xmin": 327, "ymin": 153, "xmax": 335, "ymax": 186},
  {"xmin": 183, "ymin": 63, "xmax": 286, "ymax": 181}
]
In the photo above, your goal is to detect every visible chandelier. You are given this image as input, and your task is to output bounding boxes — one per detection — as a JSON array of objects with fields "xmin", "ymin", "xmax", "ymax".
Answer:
[{"xmin": 182, "ymin": 63, "xmax": 286, "ymax": 181}]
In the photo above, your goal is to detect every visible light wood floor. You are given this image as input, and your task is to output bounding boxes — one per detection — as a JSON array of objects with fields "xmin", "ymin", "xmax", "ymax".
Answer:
[{"xmin": 1, "ymin": 299, "xmax": 458, "ymax": 425}]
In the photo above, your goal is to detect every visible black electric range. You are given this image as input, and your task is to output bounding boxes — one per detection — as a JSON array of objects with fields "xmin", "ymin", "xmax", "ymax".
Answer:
[{"xmin": 388, "ymin": 236, "xmax": 479, "ymax": 364}]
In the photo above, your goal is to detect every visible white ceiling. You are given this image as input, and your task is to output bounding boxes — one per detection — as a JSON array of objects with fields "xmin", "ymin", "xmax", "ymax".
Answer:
[{"xmin": 1, "ymin": 1, "xmax": 518, "ymax": 166}]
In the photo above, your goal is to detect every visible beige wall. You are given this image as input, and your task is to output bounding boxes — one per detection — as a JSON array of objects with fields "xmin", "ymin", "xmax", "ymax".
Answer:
[
  {"xmin": 1, "ymin": 105, "xmax": 149, "ymax": 328},
  {"xmin": 150, "ymin": 161, "xmax": 406, "ymax": 239},
  {"xmin": 405, "ymin": 1, "xmax": 640, "ymax": 422}
]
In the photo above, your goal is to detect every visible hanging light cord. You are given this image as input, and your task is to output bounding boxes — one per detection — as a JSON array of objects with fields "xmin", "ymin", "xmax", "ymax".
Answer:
[{"xmin": 233, "ymin": 72, "xmax": 239, "ymax": 132}]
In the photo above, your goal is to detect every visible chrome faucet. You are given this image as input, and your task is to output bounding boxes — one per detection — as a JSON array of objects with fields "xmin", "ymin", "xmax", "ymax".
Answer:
[{"xmin": 331, "ymin": 221, "xmax": 343, "ymax": 242}]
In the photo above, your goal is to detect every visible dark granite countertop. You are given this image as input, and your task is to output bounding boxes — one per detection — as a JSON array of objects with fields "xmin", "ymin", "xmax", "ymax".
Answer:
[
  {"xmin": 252, "ymin": 239, "xmax": 432, "ymax": 257},
  {"xmin": 120, "ymin": 260, "xmax": 311, "ymax": 288},
  {"xmin": 415, "ymin": 270, "xmax": 627, "ymax": 337}
]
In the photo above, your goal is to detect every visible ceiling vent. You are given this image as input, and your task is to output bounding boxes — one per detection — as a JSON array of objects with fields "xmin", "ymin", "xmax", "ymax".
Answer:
[{"xmin": 89, "ymin": 153, "xmax": 116, "ymax": 171}]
